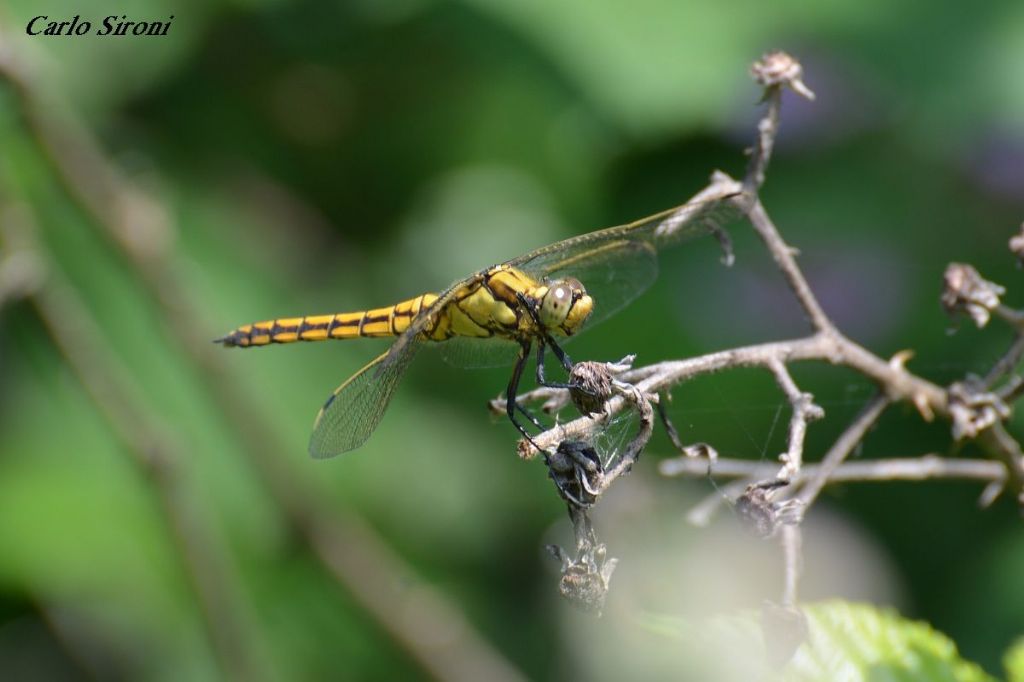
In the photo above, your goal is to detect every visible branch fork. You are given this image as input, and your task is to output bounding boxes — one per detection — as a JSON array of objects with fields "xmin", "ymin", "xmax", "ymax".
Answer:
[{"xmin": 509, "ymin": 52, "xmax": 1024, "ymax": 631}]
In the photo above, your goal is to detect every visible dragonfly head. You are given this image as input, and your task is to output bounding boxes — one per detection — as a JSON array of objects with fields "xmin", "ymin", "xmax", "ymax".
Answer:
[{"xmin": 539, "ymin": 277, "xmax": 593, "ymax": 336}]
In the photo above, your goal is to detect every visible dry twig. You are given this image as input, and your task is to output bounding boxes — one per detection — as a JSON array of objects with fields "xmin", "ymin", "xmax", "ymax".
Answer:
[{"xmin": 503, "ymin": 51, "xmax": 1022, "ymax": 631}]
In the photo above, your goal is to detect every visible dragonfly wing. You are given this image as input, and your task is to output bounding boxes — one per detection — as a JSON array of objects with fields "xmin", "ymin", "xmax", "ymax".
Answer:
[
  {"xmin": 374, "ymin": 271, "xmax": 487, "ymax": 370},
  {"xmin": 308, "ymin": 340, "xmax": 421, "ymax": 458},
  {"xmin": 522, "ymin": 237, "xmax": 659, "ymax": 329},
  {"xmin": 510, "ymin": 194, "xmax": 739, "ymax": 330},
  {"xmin": 642, "ymin": 192, "xmax": 741, "ymax": 250},
  {"xmin": 440, "ymin": 335, "xmax": 521, "ymax": 369},
  {"xmin": 508, "ymin": 195, "xmax": 732, "ymax": 273}
]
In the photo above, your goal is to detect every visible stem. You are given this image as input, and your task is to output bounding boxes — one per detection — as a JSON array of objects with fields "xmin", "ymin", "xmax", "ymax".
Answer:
[{"xmin": 796, "ymin": 395, "xmax": 890, "ymax": 506}]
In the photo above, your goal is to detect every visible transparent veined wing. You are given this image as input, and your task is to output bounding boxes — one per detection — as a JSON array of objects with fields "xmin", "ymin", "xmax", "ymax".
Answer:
[
  {"xmin": 530, "ymin": 238, "xmax": 658, "ymax": 329},
  {"xmin": 511, "ymin": 194, "xmax": 739, "ymax": 329},
  {"xmin": 439, "ymin": 335, "xmax": 522, "ymax": 369},
  {"xmin": 510, "ymin": 193, "xmax": 737, "ymax": 275},
  {"xmin": 373, "ymin": 271, "xmax": 488, "ymax": 373},
  {"xmin": 309, "ymin": 340, "xmax": 422, "ymax": 458},
  {"xmin": 309, "ymin": 273, "xmax": 483, "ymax": 456}
]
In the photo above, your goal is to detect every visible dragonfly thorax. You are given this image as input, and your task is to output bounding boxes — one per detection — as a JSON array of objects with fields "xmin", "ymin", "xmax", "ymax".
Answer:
[{"xmin": 537, "ymin": 277, "xmax": 593, "ymax": 336}]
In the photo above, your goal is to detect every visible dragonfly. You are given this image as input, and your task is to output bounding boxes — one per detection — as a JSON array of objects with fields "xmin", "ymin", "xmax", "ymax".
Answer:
[{"xmin": 217, "ymin": 192, "xmax": 738, "ymax": 458}]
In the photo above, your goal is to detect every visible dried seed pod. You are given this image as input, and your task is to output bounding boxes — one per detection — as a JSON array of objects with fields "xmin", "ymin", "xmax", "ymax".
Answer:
[
  {"xmin": 941, "ymin": 263, "xmax": 1005, "ymax": 328},
  {"xmin": 751, "ymin": 51, "xmax": 816, "ymax": 100}
]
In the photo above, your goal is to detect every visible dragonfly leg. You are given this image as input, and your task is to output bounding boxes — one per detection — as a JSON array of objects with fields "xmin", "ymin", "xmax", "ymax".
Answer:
[
  {"xmin": 535, "ymin": 340, "xmax": 573, "ymax": 390},
  {"xmin": 507, "ymin": 341, "xmax": 545, "ymax": 450},
  {"xmin": 537, "ymin": 337, "xmax": 603, "ymax": 406},
  {"xmin": 545, "ymin": 335, "xmax": 574, "ymax": 373},
  {"xmin": 516, "ymin": 400, "xmax": 544, "ymax": 430},
  {"xmin": 655, "ymin": 397, "xmax": 687, "ymax": 452}
]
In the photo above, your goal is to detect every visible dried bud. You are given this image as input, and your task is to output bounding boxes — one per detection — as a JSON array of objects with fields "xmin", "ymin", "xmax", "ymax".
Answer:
[
  {"xmin": 1010, "ymin": 223, "xmax": 1024, "ymax": 266},
  {"xmin": 941, "ymin": 263, "xmax": 1005, "ymax": 328},
  {"xmin": 735, "ymin": 480, "xmax": 803, "ymax": 538},
  {"xmin": 568, "ymin": 361, "xmax": 615, "ymax": 415},
  {"xmin": 547, "ymin": 440, "xmax": 603, "ymax": 508},
  {"xmin": 947, "ymin": 381, "xmax": 1010, "ymax": 440},
  {"xmin": 751, "ymin": 51, "xmax": 815, "ymax": 100},
  {"xmin": 547, "ymin": 542, "xmax": 618, "ymax": 614}
]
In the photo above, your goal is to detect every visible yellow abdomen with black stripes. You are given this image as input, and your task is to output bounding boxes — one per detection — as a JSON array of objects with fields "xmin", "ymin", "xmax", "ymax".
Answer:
[{"xmin": 217, "ymin": 265, "xmax": 549, "ymax": 348}]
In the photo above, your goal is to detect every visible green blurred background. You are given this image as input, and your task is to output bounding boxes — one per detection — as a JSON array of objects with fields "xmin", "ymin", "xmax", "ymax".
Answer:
[{"xmin": 1, "ymin": 1, "xmax": 1023, "ymax": 680}]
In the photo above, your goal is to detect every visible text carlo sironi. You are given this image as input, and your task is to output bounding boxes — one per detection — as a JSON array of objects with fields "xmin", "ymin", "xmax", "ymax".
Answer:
[{"xmin": 26, "ymin": 15, "xmax": 174, "ymax": 37}]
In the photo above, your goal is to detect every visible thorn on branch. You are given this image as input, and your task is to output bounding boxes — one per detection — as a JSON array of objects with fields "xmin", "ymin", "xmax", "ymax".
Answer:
[
  {"xmin": 942, "ymin": 263, "xmax": 1005, "ymax": 328},
  {"xmin": 888, "ymin": 349, "xmax": 915, "ymax": 370}
]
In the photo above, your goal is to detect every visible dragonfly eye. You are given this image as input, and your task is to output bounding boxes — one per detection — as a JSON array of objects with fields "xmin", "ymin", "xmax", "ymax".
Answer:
[{"xmin": 539, "ymin": 278, "xmax": 592, "ymax": 334}]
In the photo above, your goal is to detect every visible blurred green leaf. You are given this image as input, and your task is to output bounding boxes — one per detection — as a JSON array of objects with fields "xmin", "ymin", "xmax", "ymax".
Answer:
[
  {"xmin": 5, "ymin": 0, "xmax": 212, "ymax": 119},
  {"xmin": 458, "ymin": 0, "xmax": 864, "ymax": 136},
  {"xmin": 789, "ymin": 602, "xmax": 995, "ymax": 682},
  {"xmin": 1006, "ymin": 637, "xmax": 1024, "ymax": 682},
  {"xmin": 640, "ymin": 601, "xmax": 996, "ymax": 682}
]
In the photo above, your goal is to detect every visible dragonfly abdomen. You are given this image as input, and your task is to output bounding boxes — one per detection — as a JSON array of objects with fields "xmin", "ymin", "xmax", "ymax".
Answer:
[{"xmin": 217, "ymin": 293, "xmax": 439, "ymax": 347}]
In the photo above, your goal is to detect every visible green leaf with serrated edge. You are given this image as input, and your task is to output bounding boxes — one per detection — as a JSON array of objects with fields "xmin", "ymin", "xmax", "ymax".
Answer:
[{"xmin": 637, "ymin": 601, "xmax": 995, "ymax": 682}]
